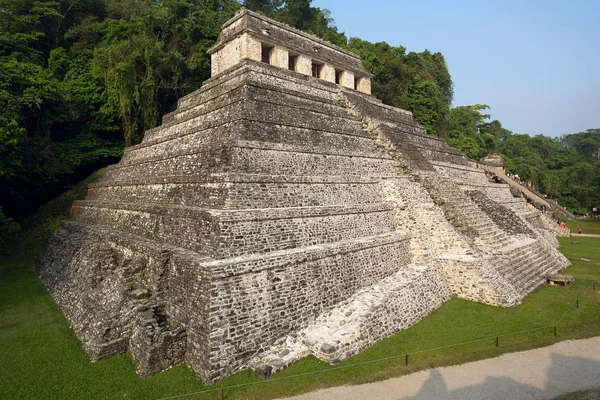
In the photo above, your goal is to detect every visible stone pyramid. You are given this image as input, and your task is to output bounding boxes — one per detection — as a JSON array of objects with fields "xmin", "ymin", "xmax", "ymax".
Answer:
[{"xmin": 37, "ymin": 8, "xmax": 570, "ymax": 382}]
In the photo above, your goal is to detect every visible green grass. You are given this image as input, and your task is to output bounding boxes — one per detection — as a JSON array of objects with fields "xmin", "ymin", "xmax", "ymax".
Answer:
[
  {"xmin": 1, "ymin": 184, "xmax": 600, "ymax": 399},
  {"xmin": 566, "ymin": 218, "xmax": 600, "ymax": 235}
]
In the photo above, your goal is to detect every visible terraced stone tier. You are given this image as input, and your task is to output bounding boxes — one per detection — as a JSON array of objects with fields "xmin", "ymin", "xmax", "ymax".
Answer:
[
  {"xmin": 252, "ymin": 263, "xmax": 451, "ymax": 372},
  {"xmin": 230, "ymin": 142, "xmax": 395, "ymax": 177},
  {"xmin": 223, "ymin": 174, "xmax": 387, "ymax": 209},
  {"xmin": 36, "ymin": 222, "xmax": 207, "ymax": 376},
  {"xmin": 71, "ymin": 200, "xmax": 398, "ymax": 257},
  {"xmin": 38, "ymin": 219, "xmax": 411, "ymax": 382},
  {"xmin": 201, "ymin": 230, "xmax": 411, "ymax": 379},
  {"xmin": 438, "ymin": 254, "xmax": 521, "ymax": 306},
  {"xmin": 422, "ymin": 178, "xmax": 517, "ymax": 250},
  {"xmin": 496, "ymin": 239, "xmax": 569, "ymax": 296},
  {"xmin": 88, "ymin": 173, "xmax": 387, "ymax": 209}
]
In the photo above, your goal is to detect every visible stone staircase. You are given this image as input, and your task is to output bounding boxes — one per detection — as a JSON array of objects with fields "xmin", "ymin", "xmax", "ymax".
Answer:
[
  {"xmin": 496, "ymin": 239, "xmax": 567, "ymax": 296},
  {"xmin": 251, "ymin": 263, "xmax": 451, "ymax": 374},
  {"xmin": 337, "ymin": 84, "xmax": 569, "ymax": 308},
  {"xmin": 422, "ymin": 178, "xmax": 516, "ymax": 252}
]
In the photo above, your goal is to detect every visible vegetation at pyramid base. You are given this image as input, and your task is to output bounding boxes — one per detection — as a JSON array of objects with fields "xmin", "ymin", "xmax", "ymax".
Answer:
[{"xmin": 0, "ymin": 0, "xmax": 597, "ymax": 234}]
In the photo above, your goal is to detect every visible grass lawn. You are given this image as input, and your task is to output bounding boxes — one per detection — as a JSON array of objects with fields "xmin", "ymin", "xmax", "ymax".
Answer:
[
  {"xmin": 1, "ymin": 209, "xmax": 599, "ymax": 399},
  {"xmin": 566, "ymin": 218, "xmax": 600, "ymax": 235}
]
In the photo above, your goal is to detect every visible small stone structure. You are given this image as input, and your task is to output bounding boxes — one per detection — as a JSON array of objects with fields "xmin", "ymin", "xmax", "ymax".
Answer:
[
  {"xmin": 36, "ymin": 8, "xmax": 570, "ymax": 383},
  {"xmin": 480, "ymin": 152, "xmax": 505, "ymax": 168},
  {"xmin": 546, "ymin": 274, "xmax": 574, "ymax": 288},
  {"xmin": 208, "ymin": 9, "xmax": 372, "ymax": 93}
]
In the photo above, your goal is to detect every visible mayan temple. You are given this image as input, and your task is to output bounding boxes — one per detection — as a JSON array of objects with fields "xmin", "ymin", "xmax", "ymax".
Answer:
[{"xmin": 36, "ymin": 9, "xmax": 570, "ymax": 382}]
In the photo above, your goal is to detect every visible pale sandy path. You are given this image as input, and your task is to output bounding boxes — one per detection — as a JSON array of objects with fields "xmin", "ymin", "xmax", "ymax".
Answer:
[
  {"xmin": 278, "ymin": 336, "xmax": 600, "ymax": 400},
  {"xmin": 571, "ymin": 233, "xmax": 600, "ymax": 238}
]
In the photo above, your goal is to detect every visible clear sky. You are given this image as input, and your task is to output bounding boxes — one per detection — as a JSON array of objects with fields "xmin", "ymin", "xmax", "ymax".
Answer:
[{"xmin": 312, "ymin": 0, "xmax": 599, "ymax": 137}]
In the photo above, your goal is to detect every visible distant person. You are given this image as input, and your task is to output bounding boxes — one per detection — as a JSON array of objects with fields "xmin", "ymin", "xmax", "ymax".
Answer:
[{"xmin": 578, "ymin": 225, "xmax": 582, "ymax": 234}]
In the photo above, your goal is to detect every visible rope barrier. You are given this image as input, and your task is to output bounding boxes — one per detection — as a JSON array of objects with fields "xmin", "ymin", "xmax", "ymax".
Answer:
[{"xmin": 157, "ymin": 300, "xmax": 579, "ymax": 400}]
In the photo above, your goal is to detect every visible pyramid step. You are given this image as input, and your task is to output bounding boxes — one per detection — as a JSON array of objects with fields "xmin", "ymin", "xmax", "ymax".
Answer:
[
  {"xmin": 70, "ymin": 200, "xmax": 399, "ymax": 258},
  {"xmin": 230, "ymin": 141, "xmax": 395, "ymax": 177},
  {"xmin": 203, "ymin": 230, "xmax": 411, "ymax": 274},
  {"xmin": 87, "ymin": 173, "xmax": 388, "ymax": 209},
  {"xmin": 165, "ymin": 81, "xmax": 354, "ymax": 127},
  {"xmin": 177, "ymin": 60, "xmax": 342, "ymax": 111},
  {"xmin": 251, "ymin": 263, "xmax": 449, "ymax": 371}
]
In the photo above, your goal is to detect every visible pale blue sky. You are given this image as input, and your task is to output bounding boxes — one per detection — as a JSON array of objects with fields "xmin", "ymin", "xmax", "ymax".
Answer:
[{"xmin": 312, "ymin": 0, "xmax": 599, "ymax": 137}]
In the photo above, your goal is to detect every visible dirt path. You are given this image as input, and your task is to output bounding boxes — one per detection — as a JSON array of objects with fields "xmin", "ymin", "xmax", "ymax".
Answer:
[
  {"xmin": 571, "ymin": 233, "xmax": 600, "ymax": 238},
  {"xmin": 278, "ymin": 336, "xmax": 600, "ymax": 400}
]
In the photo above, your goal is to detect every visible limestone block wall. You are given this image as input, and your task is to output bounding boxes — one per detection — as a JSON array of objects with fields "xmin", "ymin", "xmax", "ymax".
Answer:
[
  {"xmin": 230, "ymin": 146, "xmax": 395, "ymax": 177},
  {"xmin": 340, "ymin": 70, "xmax": 354, "ymax": 89},
  {"xmin": 302, "ymin": 264, "xmax": 452, "ymax": 364},
  {"xmin": 438, "ymin": 255, "xmax": 520, "ymax": 306},
  {"xmin": 359, "ymin": 77, "xmax": 371, "ymax": 94},
  {"xmin": 71, "ymin": 201, "xmax": 398, "ymax": 259},
  {"xmin": 433, "ymin": 163, "xmax": 533, "ymax": 219},
  {"xmin": 223, "ymin": 176, "xmax": 383, "ymax": 209},
  {"xmin": 356, "ymin": 265, "xmax": 451, "ymax": 349},
  {"xmin": 212, "ymin": 205, "xmax": 398, "ymax": 257},
  {"xmin": 379, "ymin": 177, "xmax": 471, "ymax": 263},
  {"xmin": 198, "ymin": 231, "xmax": 411, "ymax": 379},
  {"xmin": 86, "ymin": 180, "xmax": 229, "ymax": 209},
  {"xmin": 433, "ymin": 163, "xmax": 491, "ymax": 186},
  {"xmin": 321, "ymin": 63, "xmax": 335, "ymax": 82},
  {"xmin": 466, "ymin": 190, "xmax": 535, "ymax": 237},
  {"xmin": 522, "ymin": 211, "xmax": 544, "ymax": 229},
  {"xmin": 271, "ymin": 45, "xmax": 288, "ymax": 69},
  {"xmin": 36, "ymin": 222, "xmax": 196, "ymax": 368},
  {"xmin": 211, "ymin": 31, "xmax": 261, "ymax": 76},
  {"xmin": 480, "ymin": 185, "xmax": 530, "ymax": 214},
  {"xmin": 495, "ymin": 238, "xmax": 568, "ymax": 296},
  {"xmin": 295, "ymin": 54, "xmax": 312, "ymax": 75}
]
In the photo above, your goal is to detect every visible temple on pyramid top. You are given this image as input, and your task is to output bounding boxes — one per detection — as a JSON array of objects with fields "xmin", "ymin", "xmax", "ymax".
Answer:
[{"xmin": 207, "ymin": 8, "xmax": 373, "ymax": 93}]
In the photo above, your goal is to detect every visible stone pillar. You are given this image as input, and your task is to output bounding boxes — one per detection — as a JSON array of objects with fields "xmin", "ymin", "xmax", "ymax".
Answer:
[
  {"xmin": 340, "ymin": 71, "xmax": 354, "ymax": 89},
  {"xmin": 357, "ymin": 77, "xmax": 372, "ymax": 95},
  {"xmin": 321, "ymin": 64, "xmax": 335, "ymax": 83},
  {"xmin": 242, "ymin": 33, "xmax": 261, "ymax": 63},
  {"xmin": 211, "ymin": 37, "xmax": 242, "ymax": 76},
  {"xmin": 296, "ymin": 54, "xmax": 312, "ymax": 76},
  {"xmin": 271, "ymin": 46, "xmax": 288, "ymax": 69}
]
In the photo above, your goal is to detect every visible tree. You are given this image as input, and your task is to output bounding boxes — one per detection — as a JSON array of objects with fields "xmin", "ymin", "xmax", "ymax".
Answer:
[
  {"xmin": 445, "ymin": 104, "xmax": 490, "ymax": 160},
  {"xmin": 347, "ymin": 40, "xmax": 453, "ymax": 136}
]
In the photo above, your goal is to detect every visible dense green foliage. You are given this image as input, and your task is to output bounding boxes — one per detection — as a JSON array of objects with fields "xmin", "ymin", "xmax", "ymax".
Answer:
[
  {"xmin": 446, "ymin": 104, "xmax": 600, "ymax": 214},
  {"xmin": 346, "ymin": 40, "xmax": 453, "ymax": 136}
]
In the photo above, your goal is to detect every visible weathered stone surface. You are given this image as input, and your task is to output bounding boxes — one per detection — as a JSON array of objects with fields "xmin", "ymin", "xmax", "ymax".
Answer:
[{"xmin": 36, "ymin": 10, "xmax": 569, "ymax": 383}]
